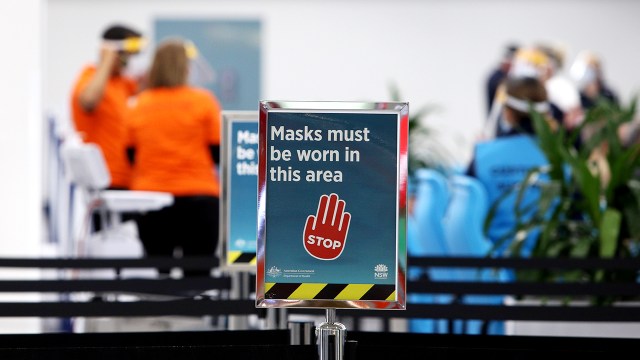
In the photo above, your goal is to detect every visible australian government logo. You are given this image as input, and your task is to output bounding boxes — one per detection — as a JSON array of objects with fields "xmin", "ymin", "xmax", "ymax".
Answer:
[
  {"xmin": 267, "ymin": 266, "xmax": 282, "ymax": 278},
  {"xmin": 374, "ymin": 264, "xmax": 388, "ymax": 280}
]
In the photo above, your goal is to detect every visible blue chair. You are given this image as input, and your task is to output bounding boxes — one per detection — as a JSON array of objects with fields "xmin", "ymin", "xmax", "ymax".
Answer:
[
  {"xmin": 443, "ymin": 174, "xmax": 508, "ymax": 335},
  {"xmin": 407, "ymin": 168, "xmax": 453, "ymax": 333},
  {"xmin": 444, "ymin": 174, "xmax": 492, "ymax": 259},
  {"xmin": 410, "ymin": 169, "xmax": 450, "ymax": 257}
]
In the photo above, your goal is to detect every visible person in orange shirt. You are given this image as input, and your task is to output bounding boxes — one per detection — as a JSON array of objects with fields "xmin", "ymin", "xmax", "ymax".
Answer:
[
  {"xmin": 70, "ymin": 24, "xmax": 145, "ymax": 190},
  {"xmin": 70, "ymin": 24, "xmax": 145, "ymax": 233},
  {"xmin": 126, "ymin": 38, "xmax": 222, "ymax": 277}
]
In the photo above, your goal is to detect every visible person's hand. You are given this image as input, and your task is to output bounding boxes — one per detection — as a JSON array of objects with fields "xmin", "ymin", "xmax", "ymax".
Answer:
[
  {"xmin": 77, "ymin": 42, "xmax": 120, "ymax": 111},
  {"xmin": 98, "ymin": 42, "xmax": 120, "ymax": 68},
  {"xmin": 303, "ymin": 193, "xmax": 351, "ymax": 260}
]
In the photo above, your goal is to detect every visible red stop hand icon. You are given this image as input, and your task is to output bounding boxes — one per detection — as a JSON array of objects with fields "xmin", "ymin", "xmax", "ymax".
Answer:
[{"xmin": 304, "ymin": 193, "xmax": 351, "ymax": 260}]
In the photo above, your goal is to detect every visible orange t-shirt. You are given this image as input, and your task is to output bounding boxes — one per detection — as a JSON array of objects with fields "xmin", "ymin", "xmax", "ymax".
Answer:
[
  {"xmin": 126, "ymin": 86, "xmax": 222, "ymax": 196},
  {"xmin": 70, "ymin": 65, "xmax": 137, "ymax": 188}
]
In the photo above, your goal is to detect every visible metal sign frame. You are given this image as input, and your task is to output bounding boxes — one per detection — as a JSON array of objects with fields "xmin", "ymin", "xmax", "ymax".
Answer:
[
  {"xmin": 256, "ymin": 101, "xmax": 408, "ymax": 310},
  {"xmin": 220, "ymin": 110, "xmax": 260, "ymax": 272}
]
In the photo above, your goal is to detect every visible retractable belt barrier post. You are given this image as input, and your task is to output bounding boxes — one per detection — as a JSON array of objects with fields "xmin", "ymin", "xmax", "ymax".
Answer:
[{"xmin": 255, "ymin": 101, "xmax": 409, "ymax": 359}]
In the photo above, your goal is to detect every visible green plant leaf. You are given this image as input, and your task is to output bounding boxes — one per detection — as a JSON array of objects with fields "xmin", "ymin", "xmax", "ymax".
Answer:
[
  {"xmin": 606, "ymin": 143, "xmax": 640, "ymax": 202},
  {"xmin": 599, "ymin": 208, "xmax": 621, "ymax": 258},
  {"xmin": 485, "ymin": 94, "xmax": 640, "ymax": 288},
  {"xmin": 623, "ymin": 180, "xmax": 640, "ymax": 240},
  {"xmin": 389, "ymin": 81, "xmax": 451, "ymax": 174},
  {"xmin": 569, "ymin": 236, "xmax": 592, "ymax": 258},
  {"xmin": 562, "ymin": 270, "xmax": 586, "ymax": 282},
  {"xmin": 531, "ymin": 111, "xmax": 565, "ymax": 181},
  {"xmin": 546, "ymin": 241, "xmax": 568, "ymax": 257},
  {"xmin": 558, "ymin": 146, "xmax": 602, "ymax": 225},
  {"xmin": 535, "ymin": 179, "xmax": 561, "ymax": 218}
]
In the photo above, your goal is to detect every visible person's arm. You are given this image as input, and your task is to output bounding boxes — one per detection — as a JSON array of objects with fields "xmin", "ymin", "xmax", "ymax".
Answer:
[{"xmin": 78, "ymin": 44, "xmax": 119, "ymax": 112}]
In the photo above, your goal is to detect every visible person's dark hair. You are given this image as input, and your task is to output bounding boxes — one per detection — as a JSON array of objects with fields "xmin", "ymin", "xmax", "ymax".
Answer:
[
  {"xmin": 504, "ymin": 43, "xmax": 519, "ymax": 59},
  {"xmin": 505, "ymin": 76, "xmax": 547, "ymax": 117},
  {"xmin": 102, "ymin": 24, "xmax": 141, "ymax": 40},
  {"xmin": 504, "ymin": 76, "xmax": 549, "ymax": 133}
]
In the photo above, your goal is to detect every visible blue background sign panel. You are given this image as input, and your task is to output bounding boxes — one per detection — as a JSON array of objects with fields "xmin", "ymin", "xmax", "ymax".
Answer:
[
  {"xmin": 264, "ymin": 111, "xmax": 399, "ymax": 287},
  {"xmin": 228, "ymin": 121, "xmax": 259, "ymax": 256},
  {"xmin": 221, "ymin": 112, "xmax": 259, "ymax": 269}
]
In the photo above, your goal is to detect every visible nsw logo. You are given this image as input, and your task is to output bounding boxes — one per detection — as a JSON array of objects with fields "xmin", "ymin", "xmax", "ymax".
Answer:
[{"xmin": 374, "ymin": 264, "xmax": 388, "ymax": 279}]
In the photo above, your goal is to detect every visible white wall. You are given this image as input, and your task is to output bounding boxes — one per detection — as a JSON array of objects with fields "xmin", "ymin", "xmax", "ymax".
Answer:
[
  {"xmin": 0, "ymin": 0, "xmax": 44, "ymax": 257},
  {"xmin": 0, "ymin": 0, "xmax": 45, "ymax": 333},
  {"xmin": 46, "ymin": 0, "xmax": 640, "ymax": 166}
]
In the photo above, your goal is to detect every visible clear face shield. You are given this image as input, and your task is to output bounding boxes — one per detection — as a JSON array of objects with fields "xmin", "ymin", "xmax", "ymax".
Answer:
[
  {"xmin": 508, "ymin": 47, "xmax": 552, "ymax": 81},
  {"xmin": 104, "ymin": 37, "xmax": 149, "ymax": 78},
  {"xmin": 569, "ymin": 51, "xmax": 598, "ymax": 93},
  {"xmin": 184, "ymin": 41, "xmax": 216, "ymax": 87},
  {"xmin": 120, "ymin": 39, "xmax": 217, "ymax": 87}
]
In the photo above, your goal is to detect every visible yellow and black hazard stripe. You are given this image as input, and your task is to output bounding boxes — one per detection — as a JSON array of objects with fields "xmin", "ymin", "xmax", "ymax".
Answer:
[
  {"xmin": 227, "ymin": 251, "xmax": 257, "ymax": 265},
  {"xmin": 265, "ymin": 282, "xmax": 396, "ymax": 301}
]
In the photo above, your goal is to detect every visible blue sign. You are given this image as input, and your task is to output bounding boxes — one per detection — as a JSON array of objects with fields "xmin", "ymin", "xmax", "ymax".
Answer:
[
  {"xmin": 256, "ymin": 101, "xmax": 408, "ymax": 310},
  {"xmin": 221, "ymin": 111, "xmax": 259, "ymax": 270}
]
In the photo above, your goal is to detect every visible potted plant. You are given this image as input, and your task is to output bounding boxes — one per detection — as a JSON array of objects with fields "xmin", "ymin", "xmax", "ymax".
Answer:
[
  {"xmin": 485, "ymin": 96, "xmax": 640, "ymax": 303},
  {"xmin": 387, "ymin": 82, "xmax": 454, "ymax": 176}
]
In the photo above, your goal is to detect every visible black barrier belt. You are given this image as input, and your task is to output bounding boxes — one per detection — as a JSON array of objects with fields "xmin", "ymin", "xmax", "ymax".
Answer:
[
  {"xmin": 0, "ymin": 256, "xmax": 638, "ymax": 322},
  {"xmin": 0, "ymin": 299, "xmax": 257, "ymax": 317},
  {"xmin": 0, "ymin": 256, "xmax": 219, "ymax": 269},
  {"xmin": 408, "ymin": 281, "xmax": 640, "ymax": 297},
  {"xmin": 3, "ymin": 298, "xmax": 640, "ymax": 322},
  {"xmin": 287, "ymin": 304, "xmax": 640, "ymax": 322},
  {"xmin": 0, "ymin": 278, "xmax": 232, "ymax": 294},
  {"xmin": 407, "ymin": 256, "xmax": 640, "ymax": 270}
]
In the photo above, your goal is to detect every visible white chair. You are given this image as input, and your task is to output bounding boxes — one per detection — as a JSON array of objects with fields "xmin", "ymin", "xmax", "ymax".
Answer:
[
  {"xmin": 60, "ymin": 137, "xmax": 174, "ymax": 274},
  {"xmin": 59, "ymin": 137, "xmax": 219, "ymax": 333}
]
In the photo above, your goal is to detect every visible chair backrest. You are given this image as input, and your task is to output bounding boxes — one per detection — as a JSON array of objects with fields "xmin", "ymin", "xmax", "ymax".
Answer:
[
  {"xmin": 443, "ymin": 174, "xmax": 491, "ymax": 256},
  {"xmin": 60, "ymin": 138, "xmax": 111, "ymax": 191},
  {"xmin": 409, "ymin": 168, "xmax": 450, "ymax": 256},
  {"xmin": 443, "ymin": 174, "xmax": 510, "ymax": 337}
]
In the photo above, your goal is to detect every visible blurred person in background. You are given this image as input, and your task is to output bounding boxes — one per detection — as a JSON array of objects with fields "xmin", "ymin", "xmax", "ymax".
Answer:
[
  {"xmin": 126, "ymin": 38, "xmax": 223, "ymax": 277},
  {"xmin": 570, "ymin": 50, "xmax": 619, "ymax": 110},
  {"xmin": 70, "ymin": 24, "xmax": 146, "ymax": 231},
  {"xmin": 570, "ymin": 50, "xmax": 620, "ymax": 145},
  {"xmin": 484, "ymin": 45, "xmax": 563, "ymax": 140},
  {"xmin": 537, "ymin": 43, "xmax": 583, "ymax": 133},
  {"xmin": 535, "ymin": 43, "xmax": 585, "ymax": 152},
  {"xmin": 570, "ymin": 50, "xmax": 622, "ymax": 180},
  {"xmin": 71, "ymin": 24, "xmax": 146, "ymax": 190},
  {"xmin": 486, "ymin": 43, "xmax": 519, "ymax": 116},
  {"xmin": 468, "ymin": 76, "xmax": 554, "ymax": 257}
]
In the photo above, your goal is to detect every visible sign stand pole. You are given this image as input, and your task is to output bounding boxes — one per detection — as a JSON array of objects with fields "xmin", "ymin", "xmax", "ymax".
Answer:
[
  {"xmin": 228, "ymin": 272, "xmax": 251, "ymax": 330},
  {"xmin": 317, "ymin": 308, "xmax": 346, "ymax": 360}
]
